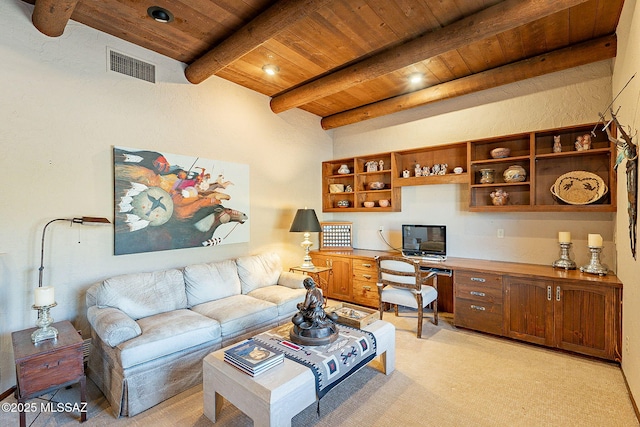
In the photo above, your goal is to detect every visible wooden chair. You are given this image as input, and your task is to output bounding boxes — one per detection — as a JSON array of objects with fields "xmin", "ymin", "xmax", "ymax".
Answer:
[{"xmin": 376, "ymin": 256, "xmax": 438, "ymax": 338}]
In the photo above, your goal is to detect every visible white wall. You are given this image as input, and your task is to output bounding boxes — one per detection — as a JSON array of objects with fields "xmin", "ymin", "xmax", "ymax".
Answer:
[
  {"xmin": 612, "ymin": 0, "xmax": 640, "ymax": 409},
  {"xmin": 330, "ymin": 60, "xmax": 616, "ymax": 267},
  {"xmin": 0, "ymin": 1, "xmax": 332, "ymax": 393}
]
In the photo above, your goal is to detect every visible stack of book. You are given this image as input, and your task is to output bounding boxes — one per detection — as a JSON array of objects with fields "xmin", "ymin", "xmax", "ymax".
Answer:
[{"xmin": 223, "ymin": 338, "xmax": 284, "ymax": 376}]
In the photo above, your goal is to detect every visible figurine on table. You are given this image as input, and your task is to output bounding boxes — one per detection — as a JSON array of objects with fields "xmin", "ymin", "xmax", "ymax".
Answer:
[{"xmin": 290, "ymin": 278, "xmax": 339, "ymax": 345}]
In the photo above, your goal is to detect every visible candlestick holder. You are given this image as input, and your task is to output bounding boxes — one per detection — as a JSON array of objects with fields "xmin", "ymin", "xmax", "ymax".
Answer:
[
  {"xmin": 552, "ymin": 242, "xmax": 576, "ymax": 270},
  {"xmin": 579, "ymin": 246, "xmax": 608, "ymax": 276},
  {"xmin": 31, "ymin": 302, "xmax": 58, "ymax": 344}
]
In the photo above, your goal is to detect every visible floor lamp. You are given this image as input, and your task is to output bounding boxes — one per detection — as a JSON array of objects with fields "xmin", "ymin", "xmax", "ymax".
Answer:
[
  {"xmin": 289, "ymin": 209, "xmax": 321, "ymax": 269},
  {"xmin": 32, "ymin": 216, "xmax": 111, "ymax": 343}
]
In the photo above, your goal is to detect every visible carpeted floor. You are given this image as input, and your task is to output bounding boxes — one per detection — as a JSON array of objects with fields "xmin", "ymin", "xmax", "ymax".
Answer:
[{"xmin": 3, "ymin": 311, "xmax": 638, "ymax": 426}]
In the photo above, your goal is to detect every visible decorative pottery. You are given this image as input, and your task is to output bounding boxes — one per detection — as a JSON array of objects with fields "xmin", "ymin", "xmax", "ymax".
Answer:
[
  {"xmin": 363, "ymin": 201, "xmax": 375, "ymax": 208},
  {"xmin": 503, "ymin": 165, "xmax": 527, "ymax": 183},
  {"xmin": 378, "ymin": 199, "xmax": 390, "ymax": 208},
  {"xmin": 368, "ymin": 181, "xmax": 385, "ymax": 190},
  {"xmin": 336, "ymin": 200, "xmax": 350, "ymax": 208},
  {"xmin": 490, "ymin": 147, "xmax": 511, "ymax": 159},
  {"xmin": 329, "ymin": 184, "xmax": 344, "ymax": 193},
  {"xmin": 490, "ymin": 188, "xmax": 509, "ymax": 206},
  {"xmin": 453, "ymin": 166, "xmax": 464, "ymax": 174},
  {"xmin": 402, "ymin": 169, "xmax": 410, "ymax": 178},
  {"xmin": 337, "ymin": 164, "xmax": 350, "ymax": 174},
  {"xmin": 479, "ymin": 168, "xmax": 495, "ymax": 184},
  {"xmin": 550, "ymin": 171, "xmax": 608, "ymax": 205}
]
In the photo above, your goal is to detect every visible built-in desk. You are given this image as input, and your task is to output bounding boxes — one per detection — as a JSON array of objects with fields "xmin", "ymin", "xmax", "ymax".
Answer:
[{"xmin": 312, "ymin": 249, "xmax": 623, "ymax": 362}]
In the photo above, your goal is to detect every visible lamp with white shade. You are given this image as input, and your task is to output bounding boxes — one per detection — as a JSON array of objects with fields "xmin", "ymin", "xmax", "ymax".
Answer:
[{"xmin": 289, "ymin": 209, "xmax": 321, "ymax": 269}]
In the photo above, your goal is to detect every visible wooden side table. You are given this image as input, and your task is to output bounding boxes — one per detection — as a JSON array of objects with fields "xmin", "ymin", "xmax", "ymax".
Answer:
[
  {"xmin": 289, "ymin": 266, "xmax": 332, "ymax": 297},
  {"xmin": 11, "ymin": 320, "xmax": 87, "ymax": 427}
]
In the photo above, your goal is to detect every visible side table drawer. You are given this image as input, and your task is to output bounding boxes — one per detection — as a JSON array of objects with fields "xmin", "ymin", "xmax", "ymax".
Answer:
[
  {"xmin": 454, "ymin": 298, "xmax": 503, "ymax": 335},
  {"xmin": 17, "ymin": 345, "xmax": 83, "ymax": 397}
]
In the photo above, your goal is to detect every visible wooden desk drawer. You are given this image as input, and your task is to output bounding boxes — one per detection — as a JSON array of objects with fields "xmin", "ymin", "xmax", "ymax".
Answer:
[
  {"xmin": 455, "ymin": 282, "xmax": 503, "ymax": 304},
  {"xmin": 455, "ymin": 270, "xmax": 502, "ymax": 288},
  {"xmin": 352, "ymin": 277, "xmax": 378, "ymax": 307},
  {"xmin": 352, "ymin": 259, "xmax": 376, "ymax": 275},
  {"xmin": 17, "ymin": 345, "xmax": 83, "ymax": 397},
  {"xmin": 454, "ymin": 298, "xmax": 503, "ymax": 335}
]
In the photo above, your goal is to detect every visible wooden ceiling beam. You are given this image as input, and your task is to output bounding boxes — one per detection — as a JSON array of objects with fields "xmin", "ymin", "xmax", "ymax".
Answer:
[
  {"xmin": 185, "ymin": 0, "xmax": 333, "ymax": 84},
  {"xmin": 31, "ymin": 0, "xmax": 80, "ymax": 37},
  {"xmin": 320, "ymin": 35, "xmax": 617, "ymax": 130},
  {"xmin": 270, "ymin": 0, "xmax": 591, "ymax": 114}
]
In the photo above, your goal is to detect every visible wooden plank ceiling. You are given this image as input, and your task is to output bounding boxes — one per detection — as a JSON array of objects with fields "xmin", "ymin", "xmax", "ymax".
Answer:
[{"xmin": 26, "ymin": 0, "xmax": 624, "ymax": 129}]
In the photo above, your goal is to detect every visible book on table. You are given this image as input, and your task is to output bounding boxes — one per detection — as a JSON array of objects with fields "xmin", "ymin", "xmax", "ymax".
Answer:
[{"xmin": 224, "ymin": 338, "xmax": 284, "ymax": 376}]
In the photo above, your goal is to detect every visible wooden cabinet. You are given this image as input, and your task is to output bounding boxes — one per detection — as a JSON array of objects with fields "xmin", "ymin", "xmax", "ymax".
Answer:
[
  {"xmin": 454, "ymin": 270, "xmax": 504, "ymax": 335},
  {"xmin": 391, "ymin": 142, "xmax": 468, "ymax": 187},
  {"xmin": 310, "ymin": 253, "xmax": 352, "ymax": 301},
  {"xmin": 504, "ymin": 276, "xmax": 622, "ymax": 360},
  {"xmin": 468, "ymin": 123, "xmax": 616, "ymax": 211}
]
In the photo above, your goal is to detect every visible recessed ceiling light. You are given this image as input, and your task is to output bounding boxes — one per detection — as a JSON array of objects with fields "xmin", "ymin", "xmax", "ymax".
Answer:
[
  {"xmin": 147, "ymin": 6, "xmax": 174, "ymax": 23},
  {"xmin": 409, "ymin": 72, "xmax": 424, "ymax": 84},
  {"xmin": 262, "ymin": 64, "xmax": 280, "ymax": 76}
]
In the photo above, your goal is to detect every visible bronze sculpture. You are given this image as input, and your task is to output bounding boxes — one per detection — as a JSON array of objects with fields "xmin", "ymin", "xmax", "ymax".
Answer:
[{"xmin": 290, "ymin": 277, "xmax": 339, "ymax": 346}]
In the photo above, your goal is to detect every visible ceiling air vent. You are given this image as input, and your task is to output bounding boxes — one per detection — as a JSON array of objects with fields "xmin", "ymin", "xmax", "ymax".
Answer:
[{"xmin": 108, "ymin": 49, "xmax": 155, "ymax": 83}]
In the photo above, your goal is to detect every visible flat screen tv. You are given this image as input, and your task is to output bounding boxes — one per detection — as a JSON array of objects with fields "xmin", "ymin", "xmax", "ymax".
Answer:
[{"xmin": 401, "ymin": 225, "xmax": 447, "ymax": 258}]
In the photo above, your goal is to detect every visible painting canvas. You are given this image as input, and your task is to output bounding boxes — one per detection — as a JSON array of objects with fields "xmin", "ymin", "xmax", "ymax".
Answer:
[{"xmin": 113, "ymin": 146, "xmax": 249, "ymax": 255}]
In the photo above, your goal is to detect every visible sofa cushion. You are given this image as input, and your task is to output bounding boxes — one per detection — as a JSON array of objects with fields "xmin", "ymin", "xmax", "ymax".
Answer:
[
  {"xmin": 236, "ymin": 252, "xmax": 282, "ymax": 294},
  {"xmin": 191, "ymin": 294, "xmax": 278, "ymax": 337},
  {"xmin": 183, "ymin": 260, "xmax": 241, "ymax": 306},
  {"xmin": 117, "ymin": 309, "xmax": 221, "ymax": 369},
  {"xmin": 248, "ymin": 286, "xmax": 307, "ymax": 316},
  {"xmin": 97, "ymin": 269, "xmax": 187, "ymax": 320}
]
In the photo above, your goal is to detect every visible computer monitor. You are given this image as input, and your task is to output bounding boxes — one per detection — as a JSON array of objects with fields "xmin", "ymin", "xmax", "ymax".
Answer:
[{"xmin": 401, "ymin": 225, "xmax": 447, "ymax": 258}]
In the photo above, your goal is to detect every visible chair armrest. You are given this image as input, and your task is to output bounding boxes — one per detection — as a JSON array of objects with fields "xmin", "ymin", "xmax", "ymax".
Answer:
[
  {"xmin": 277, "ymin": 271, "xmax": 307, "ymax": 289},
  {"xmin": 87, "ymin": 305, "xmax": 142, "ymax": 347}
]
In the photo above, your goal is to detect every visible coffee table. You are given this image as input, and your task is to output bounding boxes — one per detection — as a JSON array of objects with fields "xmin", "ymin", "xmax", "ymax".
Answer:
[{"xmin": 203, "ymin": 320, "xmax": 395, "ymax": 427}]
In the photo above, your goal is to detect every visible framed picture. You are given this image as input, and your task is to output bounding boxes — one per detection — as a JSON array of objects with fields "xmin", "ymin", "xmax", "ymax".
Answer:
[{"xmin": 113, "ymin": 146, "xmax": 249, "ymax": 255}]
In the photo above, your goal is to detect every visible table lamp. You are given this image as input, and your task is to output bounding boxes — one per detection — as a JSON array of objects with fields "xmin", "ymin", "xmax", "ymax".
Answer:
[
  {"xmin": 289, "ymin": 209, "xmax": 321, "ymax": 269},
  {"xmin": 32, "ymin": 216, "xmax": 111, "ymax": 343}
]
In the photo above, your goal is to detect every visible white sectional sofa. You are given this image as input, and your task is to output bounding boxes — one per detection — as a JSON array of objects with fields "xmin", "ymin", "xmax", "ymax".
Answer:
[{"xmin": 85, "ymin": 252, "xmax": 307, "ymax": 417}]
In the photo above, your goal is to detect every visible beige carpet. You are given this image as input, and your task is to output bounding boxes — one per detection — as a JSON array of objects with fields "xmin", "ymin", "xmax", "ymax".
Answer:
[{"xmin": 3, "ymin": 311, "xmax": 638, "ymax": 427}]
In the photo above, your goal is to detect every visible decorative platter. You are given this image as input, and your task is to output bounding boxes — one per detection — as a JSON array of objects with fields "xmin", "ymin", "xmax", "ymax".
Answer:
[{"xmin": 550, "ymin": 171, "xmax": 608, "ymax": 205}]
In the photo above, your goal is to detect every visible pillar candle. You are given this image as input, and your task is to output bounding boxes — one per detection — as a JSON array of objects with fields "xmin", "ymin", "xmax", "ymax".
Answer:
[
  {"xmin": 558, "ymin": 232, "xmax": 571, "ymax": 243},
  {"xmin": 34, "ymin": 286, "xmax": 55, "ymax": 307},
  {"xmin": 588, "ymin": 233, "xmax": 603, "ymax": 247}
]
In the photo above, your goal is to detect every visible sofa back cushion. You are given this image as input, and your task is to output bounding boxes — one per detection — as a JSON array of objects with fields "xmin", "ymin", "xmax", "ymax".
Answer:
[
  {"xmin": 236, "ymin": 252, "xmax": 282, "ymax": 294},
  {"xmin": 96, "ymin": 269, "xmax": 187, "ymax": 320},
  {"xmin": 183, "ymin": 259, "xmax": 241, "ymax": 306}
]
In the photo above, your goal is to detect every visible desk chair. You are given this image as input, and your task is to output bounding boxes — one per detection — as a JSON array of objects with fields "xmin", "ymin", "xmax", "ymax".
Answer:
[{"xmin": 376, "ymin": 256, "xmax": 438, "ymax": 338}]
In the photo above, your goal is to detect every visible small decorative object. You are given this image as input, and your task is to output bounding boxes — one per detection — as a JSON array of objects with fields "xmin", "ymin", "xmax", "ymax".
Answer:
[
  {"xmin": 368, "ymin": 181, "xmax": 385, "ymax": 190},
  {"xmin": 379, "ymin": 160, "xmax": 384, "ymax": 170},
  {"xmin": 580, "ymin": 234, "xmax": 608, "ymax": 275},
  {"xmin": 320, "ymin": 221, "xmax": 353, "ymax": 250},
  {"xmin": 553, "ymin": 135, "xmax": 562, "ymax": 153},
  {"xmin": 363, "ymin": 201, "xmax": 375, "ymax": 208},
  {"xmin": 326, "ymin": 302, "xmax": 377, "ymax": 329},
  {"xmin": 491, "ymin": 147, "xmax": 511, "ymax": 159},
  {"xmin": 422, "ymin": 165, "xmax": 430, "ymax": 176},
  {"xmin": 329, "ymin": 184, "xmax": 344, "ymax": 193},
  {"xmin": 553, "ymin": 231, "xmax": 576, "ymax": 270},
  {"xmin": 438, "ymin": 163, "xmax": 448, "ymax": 175},
  {"xmin": 479, "ymin": 168, "xmax": 495, "ymax": 184},
  {"xmin": 402, "ymin": 169, "xmax": 410, "ymax": 178},
  {"xmin": 290, "ymin": 278, "xmax": 339, "ymax": 346},
  {"xmin": 453, "ymin": 166, "xmax": 464, "ymax": 174},
  {"xmin": 337, "ymin": 164, "xmax": 350, "ymax": 174},
  {"xmin": 490, "ymin": 188, "xmax": 509, "ymax": 206},
  {"xmin": 414, "ymin": 164, "xmax": 422, "ymax": 177},
  {"xmin": 431, "ymin": 164, "xmax": 440, "ymax": 175},
  {"xmin": 336, "ymin": 200, "xmax": 350, "ymax": 208},
  {"xmin": 550, "ymin": 171, "xmax": 607, "ymax": 205},
  {"xmin": 503, "ymin": 165, "xmax": 527, "ymax": 183},
  {"xmin": 575, "ymin": 134, "xmax": 592, "ymax": 151},
  {"xmin": 366, "ymin": 161, "xmax": 378, "ymax": 172},
  {"xmin": 32, "ymin": 287, "xmax": 58, "ymax": 344},
  {"xmin": 378, "ymin": 199, "xmax": 390, "ymax": 208},
  {"xmin": 344, "ymin": 184, "xmax": 353, "ymax": 192}
]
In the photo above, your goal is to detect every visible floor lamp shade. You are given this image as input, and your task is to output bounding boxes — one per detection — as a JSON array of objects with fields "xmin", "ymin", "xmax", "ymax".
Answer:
[{"xmin": 290, "ymin": 209, "xmax": 321, "ymax": 268}]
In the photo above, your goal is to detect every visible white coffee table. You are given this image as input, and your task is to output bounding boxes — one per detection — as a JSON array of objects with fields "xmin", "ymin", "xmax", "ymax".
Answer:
[{"xmin": 203, "ymin": 320, "xmax": 395, "ymax": 427}]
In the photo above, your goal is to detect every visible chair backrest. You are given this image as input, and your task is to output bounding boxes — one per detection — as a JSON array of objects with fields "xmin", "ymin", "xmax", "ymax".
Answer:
[{"xmin": 377, "ymin": 256, "xmax": 426, "ymax": 292}]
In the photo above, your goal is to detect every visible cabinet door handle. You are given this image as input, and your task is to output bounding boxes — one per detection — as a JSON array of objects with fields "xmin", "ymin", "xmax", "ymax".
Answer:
[
  {"xmin": 362, "ymin": 274, "xmax": 372, "ymax": 280},
  {"xmin": 361, "ymin": 263, "xmax": 372, "ymax": 268},
  {"xmin": 556, "ymin": 285, "xmax": 561, "ymax": 301},
  {"xmin": 470, "ymin": 277, "xmax": 486, "ymax": 282},
  {"xmin": 470, "ymin": 291, "xmax": 486, "ymax": 297},
  {"xmin": 470, "ymin": 305, "xmax": 486, "ymax": 311},
  {"xmin": 547, "ymin": 285, "xmax": 552, "ymax": 301}
]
